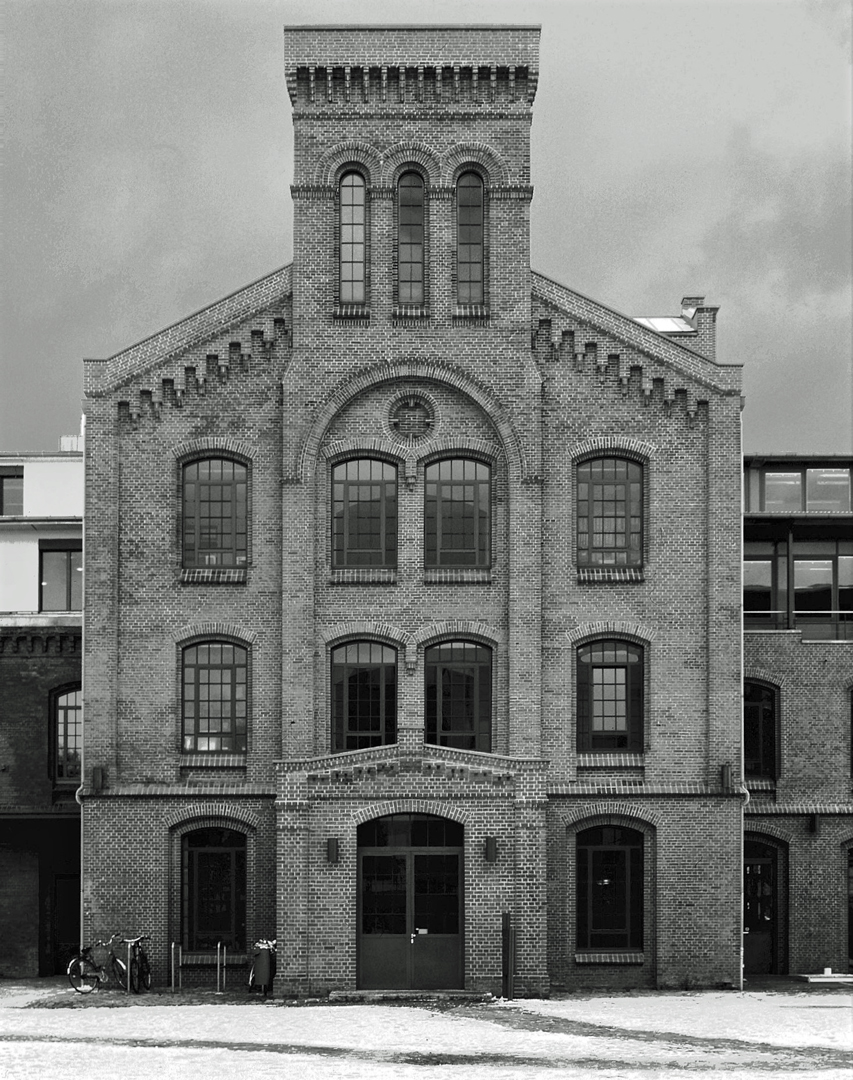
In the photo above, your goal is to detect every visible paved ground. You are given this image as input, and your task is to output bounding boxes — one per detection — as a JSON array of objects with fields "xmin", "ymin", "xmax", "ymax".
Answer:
[{"xmin": 1, "ymin": 976, "xmax": 851, "ymax": 1079}]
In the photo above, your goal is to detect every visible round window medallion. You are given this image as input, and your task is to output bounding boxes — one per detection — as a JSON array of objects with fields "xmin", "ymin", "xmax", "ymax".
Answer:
[{"xmin": 389, "ymin": 395, "xmax": 435, "ymax": 443}]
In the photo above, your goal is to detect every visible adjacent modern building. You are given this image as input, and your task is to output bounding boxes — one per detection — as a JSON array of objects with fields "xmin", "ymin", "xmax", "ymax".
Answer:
[
  {"xmin": 742, "ymin": 455, "xmax": 853, "ymax": 976},
  {"xmin": 2, "ymin": 24, "xmax": 844, "ymax": 992},
  {"xmin": 0, "ymin": 443, "xmax": 83, "ymax": 975}
]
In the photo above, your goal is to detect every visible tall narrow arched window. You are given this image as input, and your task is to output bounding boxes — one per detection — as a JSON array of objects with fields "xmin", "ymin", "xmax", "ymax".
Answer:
[
  {"xmin": 425, "ymin": 641, "xmax": 492, "ymax": 752},
  {"xmin": 332, "ymin": 459, "xmax": 398, "ymax": 569},
  {"xmin": 182, "ymin": 828, "xmax": 246, "ymax": 951},
  {"xmin": 577, "ymin": 457, "xmax": 643, "ymax": 568},
  {"xmin": 182, "ymin": 641, "xmax": 248, "ymax": 753},
  {"xmin": 576, "ymin": 825, "xmax": 644, "ymax": 951},
  {"xmin": 456, "ymin": 172, "xmax": 484, "ymax": 304},
  {"xmin": 51, "ymin": 686, "xmax": 82, "ymax": 784},
  {"xmin": 398, "ymin": 172, "xmax": 424, "ymax": 305},
  {"xmin": 744, "ymin": 681, "xmax": 778, "ymax": 780},
  {"xmin": 331, "ymin": 642, "xmax": 397, "ymax": 751},
  {"xmin": 424, "ymin": 458, "xmax": 490, "ymax": 568},
  {"xmin": 577, "ymin": 641, "xmax": 644, "ymax": 752},
  {"xmin": 182, "ymin": 457, "xmax": 248, "ymax": 569},
  {"xmin": 340, "ymin": 172, "xmax": 366, "ymax": 304}
]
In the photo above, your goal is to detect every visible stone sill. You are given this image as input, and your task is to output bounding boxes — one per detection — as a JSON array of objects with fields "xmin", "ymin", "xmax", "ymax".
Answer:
[
  {"xmin": 424, "ymin": 568, "xmax": 492, "ymax": 584},
  {"xmin": 180, "ymin": 568, "xmax": 248, "ymax": 584},
  {"xmin": 329, "ymin": 569, "xmax": 397, "ymax": 585},
  {"xmin": 575, "ymin": 952, "xmax": 644, "ymax": 965},
  {"xmin": 577, "ymin": 567, "xmax": 644, "ymax": 583},
  {"xmin": 180, "ymin": 755, "xmax": 247, "ymax": 769}
]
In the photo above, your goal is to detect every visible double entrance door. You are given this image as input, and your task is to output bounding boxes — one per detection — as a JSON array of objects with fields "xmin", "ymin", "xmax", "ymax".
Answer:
[{"xmin": 357, "ymin": 813, "xmax": 463, "ymax": 990}]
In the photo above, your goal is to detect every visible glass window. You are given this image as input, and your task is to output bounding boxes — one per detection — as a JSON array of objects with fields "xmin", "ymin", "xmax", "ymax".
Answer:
[
  {"xmin": 182, "ymin": 642, "xmax": 248, "ymax": 753},
  {"xmin": 340, "ymin": 172, "xmax": 366, "ymax": 304},
  {"xmin": 577, "ymin": 458, "xmax": 643, "ymax": 567},
  {"xmin": 0, "ymin": 472, "xmax": 23, "ymax": 515},
  {"xmin": 40, "ymin": 545, "xmax": 83, "ymax": 611},
  {"xmin": 398, "ymin": 172, "xmax": 424, "ymax": 305},
  {"xmin": 794, "ymin": 559, "xmax": 833, "ymax": 616},
  {"xmin": 744, "ymin": 681, "xmax": 777, "ymax": 779},
  {"xmin": 577, "ymin": 641, "xmax": 644, "ymax": 752},
  {"xmin": 806, "ymin": 468, "xmax": 851, "ymax": 512},
  {"xmin": 332, "ymin": 459, "xmax": 397, "ymax": 568},
  {"xmin": 424, "ymin": 458, "xmax": 490, "ymax": 567},
  {"xmin": 840, "ymin": 557, "xmax": 853, "ymax": 617},
  {"xmin": 457, "ymin": 172, "xmax": 483, "ymax": 304},
  {"xmin": 425, "ymin": 642, "xmax": 491, "ymax": 752},
  {"xmin": 53, "ymin": 687, "xmax": 81, "ymax": 784},
  {"xmin": 182, "ymin": 458, "xmax": 247, "ymax": 569},
  {"xmin": 763, "ymin": 471, "xmax": 803, "ymax": 511},
  {"xmin": 182, "ymin": 828, "xmax": 246, "ymax": 951},
  {"xmin": 743, "ymin": 560, "xmax": 773, "ymax": 615},
  {"xmin": 331, "ymin": 642, "xmax": 397, "ymax": 752},
  {"xmin": 576, "ymin": 826, "xmax": 644, "ymax": 951}
]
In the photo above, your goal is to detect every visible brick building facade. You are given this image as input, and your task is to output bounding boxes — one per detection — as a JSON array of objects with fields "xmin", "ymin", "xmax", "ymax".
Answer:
[
  {"xmin": 78, "ymin": 24, "xmax": 751, "ymax": 994},
  {"xmin": 0, "ymin": 447, "xmax": 83, "ymax": 976}
]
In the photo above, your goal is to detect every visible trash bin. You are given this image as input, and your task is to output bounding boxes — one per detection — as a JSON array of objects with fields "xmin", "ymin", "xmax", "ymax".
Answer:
[{"xmin": 249, "ymin": 939, "xmax": 276, "ymax": 996}]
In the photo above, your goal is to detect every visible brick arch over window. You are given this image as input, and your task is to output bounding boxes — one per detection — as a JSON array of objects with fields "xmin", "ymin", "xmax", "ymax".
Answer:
[
  {"xmin": 744, "ymin": 667, "xmax": 791, "ymax": 694},
  {"xmin": 558, "ymin": 803, "xmax": 663, "ymax": 829},
  {"xmin": 321, "ymin": 621, "xmax": 415, "ymax": 672},
  {"xmin": 173, "ymin": 623, "xmax": 258, "ymax": 646},
  {"xmin": 383, "ymin": 145, "xmax": 441, "ymax": 186},
  {"xmin": 350, "ymin": 799, "xmax": 471, "ymax": 827},
  {"xmin": 745, "ymin": 823, "xmax": 794, "ymax": 844},
  {"xmin": 419, "ymin": 438, "xmax": 500, "ymax": 466},
  {"xmin": 414, "ymin": 620, "xmax": 502, "ymax": 652},
  {"xmin": 321, "ymin": 438, "xmax": 405, "ymax": 465},
  {"xmin": 315, "ymin": 142, "xmax": 381, "ymax": 185},
  {"xmin": 172, "ymin": 437, "xmax": 254, "ymax": 463},
  {"xmin": 565, "ymin": 622, "xmax": 655, "ymax": 647},
  {"xmin": 294, "ymin": 361, "xmax": 529, "ymax": 484},
  {"xmin": 442, "ymin": 144, "xmax": 509, "ymax": 185},
  {"xmin": 569, "ymin": 437, "xmax": 657, "ymax": 465},
  {"xmin": 165, "ymin": 805, "xmax": 261, "ymax": 831}
]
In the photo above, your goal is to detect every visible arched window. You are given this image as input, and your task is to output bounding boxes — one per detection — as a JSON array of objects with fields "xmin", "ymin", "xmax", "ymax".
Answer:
[
  {"xmin": 182, "ymin": 641, "xmax": 248, "ymax": 753},
  {"xmin": 744, "ymin": 681, "xmax": 778, "ymax": 779},
  {"xmin": 576, "ymin": 825, "xmax": 644, "ymax": 951},
  {"xmin": 51, "ymin": 685, "xmax": 81, "ymax": 784},
  {"xmin": 424, "ymin": 458, "xmax": 490, "ymax": 568},
  {"xmin": 340, "ymin": 171, "xmax": 366, "ymax": 304},
  {"xmin": 182, "ymin": 828, "xmax": 246, "ymax": 951},
  {"xmin": 398, "ymin": 171, "xmax": 424, "ymax": 305},
  {"xmin": 456, "ymin": 172, "xmax": 484, "ymax": 304},
  {"xmin": 182, "ymin": 457, "xmax": 248, "ymax": 569},
  {"xmin": 332, "ymin": 642, "xmax": 397, "ymax": 751},
  {"xmin": 577, "ymin": 457, "xmax": 643, "ymax": 568},
  {"xmin": 425, "ymin": 641, "xmax": 491, "ymax": 752},
  {"xmin": 332, "ymin": 459, "xmax": 398, "ymax": 568},
  {"xmin": 577, "ymin": 641, "xmax": 644, "ymax": 752}
]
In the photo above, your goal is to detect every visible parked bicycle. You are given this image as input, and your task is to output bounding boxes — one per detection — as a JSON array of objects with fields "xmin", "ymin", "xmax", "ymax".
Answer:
[
  {"xmin": 67, "ymin": 933, "xmax": 128, "ymax": 994},
  {"xmin": 125, "ymin": 934, "xmax": 153, "ymax": 993},
  {"xmin": 248, "ymin": 938, "xmax": 276, "ymax": 997}
]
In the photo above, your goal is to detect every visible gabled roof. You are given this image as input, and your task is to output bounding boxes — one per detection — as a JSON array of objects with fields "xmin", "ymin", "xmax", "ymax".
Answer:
[{"xmin": 531, "ymin": 271, "xmax": 741, "ymax": 394}]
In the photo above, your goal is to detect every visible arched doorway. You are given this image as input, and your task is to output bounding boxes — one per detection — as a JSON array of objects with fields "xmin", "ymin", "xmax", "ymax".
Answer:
[
  {"xmin": 744, "ymin": 838, "xmax": 782, "ymax": 975},
  {"xmin": 357, "ymin": 813, "xmax": 463, "ymax": 990}
]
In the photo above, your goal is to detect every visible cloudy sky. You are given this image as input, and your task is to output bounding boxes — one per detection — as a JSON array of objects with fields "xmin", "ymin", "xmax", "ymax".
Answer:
[{"xmin": 3, "ymin": 0, "xmax": 851, "ymax": 454}]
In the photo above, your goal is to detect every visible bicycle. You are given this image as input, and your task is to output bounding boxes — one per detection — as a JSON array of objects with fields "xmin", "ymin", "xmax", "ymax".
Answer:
[
  {"xmin": 67, "ymin": 934, "xmax": 128, "ymax": 994},
  {"xmin": 124, "ymin": 934, "xmax": 153, "ymax": 993}
]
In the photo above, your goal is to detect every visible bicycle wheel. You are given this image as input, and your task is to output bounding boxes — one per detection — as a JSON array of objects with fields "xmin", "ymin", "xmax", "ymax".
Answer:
[
  {"xmin": 139, "ymin": 953, "xmax": 152, "ymax": 991},
  {"xmin": 111, "ymin": 956, "xmax": 128, "ymax": 991},
  {"xmin": 67, "ymin": 956, "xmax": 99, "ymax": 994},
  {"xmin": 129, "ymin": 957, "xmax": 141, "ymax": 994}
]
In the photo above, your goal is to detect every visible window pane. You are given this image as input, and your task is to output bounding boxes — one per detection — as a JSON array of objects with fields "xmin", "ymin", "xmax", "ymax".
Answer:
[
  {"xmin": 806, "ymin": 468, "xmax": 851, "ymax": 512},
  {"xmin": 763, "ymin": 471, "xmax": 802, "ymax": 511},
  {"xmin": 424, "ymin": 459, "xmax": 490, "ymax": 567},
  {"xmin": 456, "ymin": 172, "xmax": 483, "ymax": 305},
  {"xmin": 425, "ymin": 642, "xmax": 491, "ymax": 752},
  {"xmin": 332, "ymin": 642, "xmax": 397, "ymax": 751},
  {"xmin": 577, "ymin": 458, "xmax": 642, "ymax": 567},
  {"xmin": 332, "ymin": 459, "xmax": 397, "ymax": 568},
  {"xmin": 1, "ymin": 475, "xmax": 23, "ymax": 515},
  {"xmin": 41, "ymin": 551, "xmax": 71, "ymax": 611},
  {"xmin": 183, "ymin": 459, "xmax": 247, "ymax": 568},
  {"xmin": 341, "ymin": 172, "xmax": 366, "ymax": 304},
  {"xmin": 744, "ymin": 681, "xmax": 776, "ymax": 779},
  {"xmin": 182, "ymin": 642, "xmax": 248, "ymax": 752},
  {"xmin": 794, "ymin": 559, "xmax": 833, "ymax": 614},
  {"xmin": 743, "ymin": 560, "xmax": 773, "ymax": 615},
  {"xmin": 55, "ymin": 688, "xmax": 82, "ymax": 781}
]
